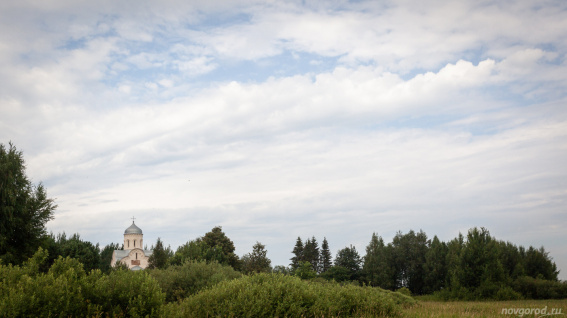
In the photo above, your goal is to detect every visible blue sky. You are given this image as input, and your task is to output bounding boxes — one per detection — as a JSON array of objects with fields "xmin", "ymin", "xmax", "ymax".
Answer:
[{"xmin": 1, "ymin": 0, "xmax": 567, "ymax": 279}]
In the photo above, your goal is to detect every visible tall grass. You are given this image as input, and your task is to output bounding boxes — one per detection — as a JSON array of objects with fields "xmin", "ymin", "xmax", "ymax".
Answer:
[{"xmin": 403, "ymin": 299, "xmax": 567, "ymax": 318}]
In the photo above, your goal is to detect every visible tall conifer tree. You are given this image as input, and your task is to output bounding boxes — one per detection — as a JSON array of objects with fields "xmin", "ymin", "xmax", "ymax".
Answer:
[
  {"xmin": 303, "ymin": 236, "xmax": 320, "ymax": 272},
  {"xmin": 290, "ymin": 237, "xmax": 304, "ymax": 270},
  {"xmin": 320, "ymin": 237, "xmax": 332, "ymax": 273}
]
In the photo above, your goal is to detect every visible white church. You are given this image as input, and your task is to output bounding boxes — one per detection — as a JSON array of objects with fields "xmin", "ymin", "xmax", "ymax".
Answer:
[{"xmin": 111, "ymin": 220, "xmax": 153, "ymax": 270}]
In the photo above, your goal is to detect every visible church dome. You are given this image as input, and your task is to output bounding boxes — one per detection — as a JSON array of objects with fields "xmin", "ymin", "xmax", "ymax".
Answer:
[{"xmin": 124, "ymin": 222, "xmax": 143, "ymax": 234}]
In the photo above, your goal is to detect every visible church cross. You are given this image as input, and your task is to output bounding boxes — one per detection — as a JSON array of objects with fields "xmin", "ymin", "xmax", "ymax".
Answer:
[{"xmin": 131, "ymin": 216, "xmax": 136, "ymax": 223}]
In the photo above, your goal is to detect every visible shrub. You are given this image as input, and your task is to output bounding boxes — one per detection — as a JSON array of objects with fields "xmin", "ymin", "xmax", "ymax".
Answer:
[
  {"xmin": 396, "ymin": 287, "xmax": 411, "ymax": 296},
  {"xmin": 163, "ymin": 273, "xmax": 416, "ymax": 317},
  {"xmin": 495, "ymin": 286, "xmax": 522, "ymax": 300},
  {"xmin": 87, "ymin": 268, "xmax": 165, "ymax": 317},
  {"xmin": 512, "ymin": 276, "xmax": 567, "ymax": 299},
  {"xmin": 0, "ymin": 248, "xmax": 165, "ymax": 317},
  {"xmin": 148, "ymin": 260, "xmax": 241, "ymax": 302},
  {"xmin": 0, "ymin": 252, "xmax": 88, "ymax": 317}
]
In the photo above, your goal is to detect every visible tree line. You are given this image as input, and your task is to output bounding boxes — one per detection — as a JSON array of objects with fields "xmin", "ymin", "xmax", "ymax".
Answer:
[{"xmin": 285, "ymin": 228, "xmax": 563, "ymax": 299}]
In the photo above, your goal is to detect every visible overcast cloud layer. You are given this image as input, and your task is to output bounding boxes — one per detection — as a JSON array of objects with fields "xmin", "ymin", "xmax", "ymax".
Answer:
[{"xmin": 1, "ymin": 0, "xmax": 566, "ymax": 278}]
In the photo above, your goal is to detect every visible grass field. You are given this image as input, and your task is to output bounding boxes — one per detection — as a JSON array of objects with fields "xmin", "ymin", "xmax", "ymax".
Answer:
[{"xmin": 403, "ymin": 299, "xmax": 567, "ymax": 317}]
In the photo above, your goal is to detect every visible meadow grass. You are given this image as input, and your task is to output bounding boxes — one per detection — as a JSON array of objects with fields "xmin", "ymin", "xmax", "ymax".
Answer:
[{"xmin": 403, "ymin": 299, "xmax": 567, "ymax": 318}]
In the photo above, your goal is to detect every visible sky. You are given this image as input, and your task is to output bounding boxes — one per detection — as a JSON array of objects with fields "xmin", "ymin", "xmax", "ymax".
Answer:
[{"xmin": 1, "ymin": 0, "xmax": 566, "ymax": 279}]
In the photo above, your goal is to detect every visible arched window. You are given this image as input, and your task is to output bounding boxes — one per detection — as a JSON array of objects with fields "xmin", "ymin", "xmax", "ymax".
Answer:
[
  {"xmin": 127, "ymin": 240, "xmax": 130, "ymax": 248},
  {"xmin": 134, "ymin": 240, "xmax": 136, "ymax": 247}
]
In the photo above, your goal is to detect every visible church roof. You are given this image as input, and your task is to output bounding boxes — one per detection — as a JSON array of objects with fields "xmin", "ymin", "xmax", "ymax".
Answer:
[
  {"xmin": 113, "ymin": 249, "xmax": 153, "ymax": 262},
  {"xmin": 124, "ymin": 221, "xmax": 143, "ymax": 234}
]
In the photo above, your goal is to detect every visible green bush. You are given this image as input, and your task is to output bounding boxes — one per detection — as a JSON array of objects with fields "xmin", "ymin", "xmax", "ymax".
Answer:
[
  {"xmin": 495, "ymin": 286, "xmax": 522, "ymax": 300},
  {"xmin": 0, "ymin": 248, "xmax": 165, "ymax": 317},
  {"xmin": 148, "ymin": 260, "xmax": 241, "ymax": 302},
  {"xmin": 512, "ymin": 276, "xmax": 567, "ymax": 299},
  {"xmin": 163, "ymin": 273, "xmax": 416, "ymax": 317},
  {"xmin": 86, "ymin": 268, "xmax": 165, "ymax": 317},
  {"xmin": 396, "ymin": 287, "xmax": 411, "ymax": 297}
]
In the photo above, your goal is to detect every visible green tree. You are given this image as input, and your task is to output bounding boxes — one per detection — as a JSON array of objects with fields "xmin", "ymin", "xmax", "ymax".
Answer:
[
  {"xmin": 169, "ymin": 240, "xmax": 226, "ymax": 266},
  {"xmin": 241, "ymin": 241, "xmax": 272, "ymax": 274},
  {"xmin": 496, "ymin": 240, "xmax": 524, "ymax": 280},
  {"xmin": 334, "ymin": 245, "xmax": 362, "ymax": 281},
  {"xmin": 55, "ymin": 233, "xmax": 101, "ymax": 272},
  {"xmin": 290, "ymin": 236, "xmax": 304, "ymax": 270},
  {"xmin": 294, "ymin": 261, "xmax": 317, "ymax": 280},
  {"xmin": 148, "ymin": 237, "xmax": 172, "ymax": 269},
  {"xmin": 99, "ymin": 242, "xmax": 120, "ymax": 273},
  {"xmin": 457, "ymin": 227, "xmax": 505, "ymax": 298},
  {"xmin": 0, "ymin": 142, "xmax": 57, "ymax": 265},
  {"xmin": 199, "ymin": 226, "xmax": 239, "ymax": 269},
  {"xmin": 320, "ymin": 237, "xmax": 332, "ymax": 273},
  {"xmin": 272, "ymin": 265, "xmax": 292, "ymax": 275},
  {"xmin": 303, "ymin": 237, "xmax": 320, "ymax": 273},
  {"xmin": 390, "ymin": 230, "xmax": 429, "ymax": 294},
  {"xmin": 422, "ymin": 235, "xmax": 448, "ymax": 294},
  {"xmin": 524, "ymin": 246, "xmax": 558, "ymax": 281},
  {"xmin": 362, "ymin": 232, "xmax": 393, "ymax": 289},
  {"xmin": 321, "ymin": 265, "xmax": 352, "ymax": 282},
  {"xmin": 446, "ymin": 232, "xmax": 464, "ymax": 291}
]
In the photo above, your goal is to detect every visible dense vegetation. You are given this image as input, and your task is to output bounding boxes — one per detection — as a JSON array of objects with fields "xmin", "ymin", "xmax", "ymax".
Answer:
[
  {"xmin": 0, "ymin": 248, "xmax": 164, "ymax": 317},
  {"xmin": 290, "ymin": 229, "xmax": 566, "ymax": 300},
  {"xmin": 162, "ymin": 273, "xmax": 415, "ymax": 317},
  {"xmin": 1, "ymin": 141, "xmax": 566, "ymax": 316}
]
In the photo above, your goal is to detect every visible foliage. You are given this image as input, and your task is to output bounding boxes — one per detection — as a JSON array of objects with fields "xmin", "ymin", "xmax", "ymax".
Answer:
[
  {"xmin": 320, "ymin": 237, "xmax": 333, "ymax": 273},
  {"xmin": 303, "ymin": 237, "xmax": 320, "ymax": 273},
  {"xmin": 0, "ymin": 142, "xmax": 57, "ymax": 265},
  {"xmin": 363, "ymin": 232, "xmax": 394, "ymax": 289},
  {"xmin": 294, "ymin": 261, "xmax": 317, "ymax": 280},
  {"xmin": 162, "ymin": 273, "xmax": 416, "ymax": 317},
  {"xmin": 422, "ymin": 235, "xmax": 448, "ymax": 294},
  {"xmin": 524, "ymin": 246, "xmax": 559, "ymax": 281},
  {"xmin": 511, "ymin": 276, "xmax": 567, "ymax": 299},
  {"xmin": 390, "ymin": 230, "xmax": 429, "ymax": 294},
  {"xmin": 287, "ymin": 227, "xmax": 561, "ymax": 300},
  {"xmin": 148, "ymin": 237, "xmax": 172, "ymax": 269},
  {"xmin": 0, "ymin": 248, "xmax": 165, "ymax": 317},
  {"xmin": 148, "ymin": 259, "xmax": 241, "ymax": 303},
  {"xmin": 43, "ymin": 232, "xmax": 101, "ymax": 272},
  {"xmin": 290, "ymin": 236, "xmax": 304, "ymax": 270},
  {"xmin": 241, "ymin": 241, "xmax": 272, "ymax": 274},
  {"xmin": 272, "ymin": 265, "xmax": 292, "ymax": 275},
  {"xmin": 321, "ymin": 265, "xmax": 352, "ymax": 282},
  {"xmin": 458, "ymin": 228, "xmax": 503, "ymax": 289},
  {"xmin": 99, "ymin": 242, "xmax": 120, "ymax": 274},
  {"xmin": 169, "ymin": 239, "xmax": 226, "ymax": 266},
  {"xmin": 198, "ymin": 226, "xmax": 240, "ymax": 269},
  {"xmin": 335, "ymin": 245, "xmax": 362, "ymax": 281},
  {"xmin": 396, "ymin": 287, "xmax": 411, "ymax": 297}
]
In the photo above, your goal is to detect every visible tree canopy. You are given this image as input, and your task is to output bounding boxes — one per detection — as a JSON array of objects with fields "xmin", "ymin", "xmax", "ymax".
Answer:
[
  {"xmin": 198, "ymin": 226, "xmax": 240, "ymax": 269},
  {"xmin": 241, "ymin": 241, "xmax": 271, "ymax": 274},
  {"xmin": 1, "ymin": 142, "xmax": 57, "ymax": 265}
]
